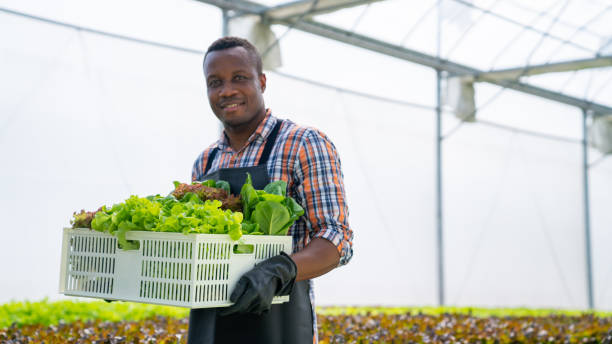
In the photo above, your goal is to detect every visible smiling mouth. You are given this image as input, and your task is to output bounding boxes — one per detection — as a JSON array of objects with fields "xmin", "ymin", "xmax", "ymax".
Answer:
[{"xmin": 220, "ymin": 102, "xmax": 245, "ymax": 110}]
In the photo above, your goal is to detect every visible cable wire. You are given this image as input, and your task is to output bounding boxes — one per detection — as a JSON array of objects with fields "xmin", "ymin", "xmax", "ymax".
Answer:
[
  {"xmin": 588, "ymin": 70, "xmax": 612, "ymax": 101},
  {"xmin": 524, "ymin": 0, "xmax": 572, "ymax": 66},
  {"xmin": 557, "ymin": 70, "xmax": 580, "ymax": 94},
  {"xmin": 0, "ymin": 6, "xmax": 202, "ymax": 54},
  {"xmin": 444, "ymin": 0, "xmax": 504, "ymax": 59},
  {"xmin": 599, "ymin": 37, "xmax": 612, "ymax": 55},
  {"xmin": 400, "ymin": 1, "xmax": 439, "ymax": 47},
  {"xmin": 487, "ymin": 0, "xmax": 564, "ymax": 71},
  {"xmin": 261, "ymin": 0, "xmax": 320, "ymax": 59},
  {"xmin": 477, "ymin": 119, "xmax": 582, "ymax": 144},
  {"xmin": 473, "ymin": 0, "xmax": 572, "ymax": 117},
  {"xmin": 474, "ymin": 86, "xmax": 508, "ymax": 113},
  {"xmin": 349, "ymin": 2, "xmax": 371, "ymax": 32},
  {"xmin": 589, "ymin": 153, "xmax": 610, "ymax": 168},
  {"xmin": 440, "ymin": 120, "xmax": 467, "ymax": 140},
  {"xmin": 584, "ymin": 69, "xmax": 596, "ymax": 99},
  {"xmin": 526, "ymin": 4, "xmax": 609, "ymax": 100},
  {"xmin": 449, "ymin": 0, "xmax": 598, "ymax": 55},
  {"xmin": 504, "ymin": 0, "xmax": 606, "ymax": 40},
  {"xmin": 270, "ymin": 70, "xmax": 436, "ymax": 110},
  {"xmin": 545, "ymin": 4, "xmax": 612, "ymax": 62}
]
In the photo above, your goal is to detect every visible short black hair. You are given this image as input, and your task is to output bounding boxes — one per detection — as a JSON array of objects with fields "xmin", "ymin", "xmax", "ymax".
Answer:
[{"xmin": 204, "ymin": 37, "xmax": 263, "ymax": 74}]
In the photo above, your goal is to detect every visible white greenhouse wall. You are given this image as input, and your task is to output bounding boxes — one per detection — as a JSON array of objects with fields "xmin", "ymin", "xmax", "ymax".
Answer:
[{"xmin": 1, "ymin": 0, "xmax": 612, "ymax": 311}]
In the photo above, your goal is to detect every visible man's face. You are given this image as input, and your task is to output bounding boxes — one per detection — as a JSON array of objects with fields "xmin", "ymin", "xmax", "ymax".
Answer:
[{"xmin": 204, "ymin": 46, "xmax": 266, "ymax": 129}]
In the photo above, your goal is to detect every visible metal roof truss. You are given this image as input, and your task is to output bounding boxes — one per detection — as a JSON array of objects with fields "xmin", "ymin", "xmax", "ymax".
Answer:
[{"xmin": 195, "ymin": 0, "xmax": 612, "ymax": 114}]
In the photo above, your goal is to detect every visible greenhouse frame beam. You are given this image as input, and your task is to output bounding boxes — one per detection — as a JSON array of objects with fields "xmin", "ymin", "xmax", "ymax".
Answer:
[
  {"xmin": 195, "ymin": 0, "xmax": 384, "ymax": 18},
  {"xmin": 195, "ymin": 0, "xmax": 265, "ymax": 15},
  {"xmin": 474, "ymin": 56, "xmax": 612, "ymax": 81},
  {"xmin": 277, "ymin": 19, "xmax": 612, "ymax": 114},
  {"xmin": 196, "ymin": 0, "xmax": 612, "ymax": 113},
  {"xmin": 264, "ymin": 0, "xmax": 386, "ymax": 21}
]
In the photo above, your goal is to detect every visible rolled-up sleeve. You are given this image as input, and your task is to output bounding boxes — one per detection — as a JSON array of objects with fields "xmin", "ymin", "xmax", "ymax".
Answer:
[{"xmin": 294, "ymin": 129, "xmax": 353, "ymax": 266}]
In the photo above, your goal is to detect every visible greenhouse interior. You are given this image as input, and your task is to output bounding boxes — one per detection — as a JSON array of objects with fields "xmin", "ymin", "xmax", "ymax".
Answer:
[{"xmin": 1, "ymin": 0, "xmax": 612, "ymax": 342}]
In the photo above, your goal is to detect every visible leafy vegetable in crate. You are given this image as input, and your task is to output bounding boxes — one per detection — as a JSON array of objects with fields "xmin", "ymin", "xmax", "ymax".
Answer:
[
  {"xmin": 86, "ymin": 193, "xmax": 244, "ymax": 249},
  {"xmin": 171, "ymin": 180, "xmax": 241, "ymax": 212},
  {"xmin": 240, "ymin": 174, "xmax": 305, "ymax": 236},
  {"xmin": 70, "ymin": 176, "xmax": 301, "ymax": 250},
  {"xmin": 70, "ymin": 208, "xmax": 101, "ymax": 229}
]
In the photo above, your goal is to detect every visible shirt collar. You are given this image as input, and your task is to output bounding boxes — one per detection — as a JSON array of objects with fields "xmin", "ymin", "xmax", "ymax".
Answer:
[{"xmin": 214, "ymin": 109, "xmax": 276, "ymax": 152}]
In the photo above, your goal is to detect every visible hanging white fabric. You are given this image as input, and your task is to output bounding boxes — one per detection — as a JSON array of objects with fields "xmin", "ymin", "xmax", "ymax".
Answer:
[
  {"xmin": 444, "ymin": 76, "xmax": 476, "ymax": 122},
  {"xmin": 589, "ymin": 114, "xmax": 612, "ymax": 155},
  {"xmin": 228, "ymin": 15, "xmax": 282, "ymax": 71}
]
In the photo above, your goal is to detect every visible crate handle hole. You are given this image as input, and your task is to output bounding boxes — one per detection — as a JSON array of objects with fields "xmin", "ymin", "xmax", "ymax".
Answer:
[
  {"xmin": 233, "ymin": 244, "xmax": 254, "ymax": 255},
  {"xmin": 117, "ymin": 240, "xmax": 140, "ymax": 251}
]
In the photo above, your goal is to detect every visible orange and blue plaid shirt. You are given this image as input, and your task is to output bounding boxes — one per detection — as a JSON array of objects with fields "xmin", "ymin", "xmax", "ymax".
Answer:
[{"xmin": 191, "ymin": 111, "xmax": 354, "ymax": 266}]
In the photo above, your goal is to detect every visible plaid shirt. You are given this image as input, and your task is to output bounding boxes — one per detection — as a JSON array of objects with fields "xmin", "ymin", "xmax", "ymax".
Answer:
[
  {"xmin": 191, "ymin": 111, "xmax": 353, "ymax": 265},
  {"xmin": 192, "ymin": 110, "xmax": 354, "ymax": 342}
]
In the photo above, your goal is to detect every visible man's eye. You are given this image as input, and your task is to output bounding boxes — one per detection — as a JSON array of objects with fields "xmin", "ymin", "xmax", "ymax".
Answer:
[
  {"xmin": 208, "ymin": 80, "xmax": 221, "ymax": 88},
  {"xmin": 234, "ymin": 75, "xmax": 247, "ymax": 81}
]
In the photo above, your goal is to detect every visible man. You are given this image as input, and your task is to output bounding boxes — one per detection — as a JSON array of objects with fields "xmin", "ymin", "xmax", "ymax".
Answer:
[{"xmin": 188, "ymin": 37, "xmax": 353, "ymax": 344}]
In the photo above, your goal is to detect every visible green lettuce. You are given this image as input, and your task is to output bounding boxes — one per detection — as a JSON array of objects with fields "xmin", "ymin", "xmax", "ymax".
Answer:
[
  {"xmin": 90, "ymin": 194, "xmax": 244, "ymax": 249},
  {"xmin": 80, "ymin": 176, "xmax": 301, "ymax": 250},
  {"xmin": 253, "ymin": 201, "xmax": 291, "ymax": 235},
  {"xmin": 240, "ymin": 173, "xmax": 304, "ymax": 236}
]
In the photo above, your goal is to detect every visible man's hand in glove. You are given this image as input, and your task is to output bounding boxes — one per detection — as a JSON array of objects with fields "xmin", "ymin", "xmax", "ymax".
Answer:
[{"xmin": 219, "ymin": 252, "xmax": 297, "ymax": 316}]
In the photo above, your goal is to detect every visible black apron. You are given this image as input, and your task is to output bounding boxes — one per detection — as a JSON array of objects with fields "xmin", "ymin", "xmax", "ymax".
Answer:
[{"xmin": 188, "ymin": 120, "xmax": 314, "ymax": 344}]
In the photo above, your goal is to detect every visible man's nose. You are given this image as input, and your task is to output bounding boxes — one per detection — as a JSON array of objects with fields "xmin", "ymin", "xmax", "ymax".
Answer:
[{"xmin": 219, "ymin": 82, "xmax": 237, "ymax": 97}]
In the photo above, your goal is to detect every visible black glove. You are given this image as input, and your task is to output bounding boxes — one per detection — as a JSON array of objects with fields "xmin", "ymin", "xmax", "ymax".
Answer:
[{"xmin": 219, "ymin": 252, "xmax": 297, "ymax": 316}]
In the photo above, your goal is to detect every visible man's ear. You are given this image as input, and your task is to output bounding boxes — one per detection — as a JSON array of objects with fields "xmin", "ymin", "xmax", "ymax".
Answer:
[{"xmin": 259, "ymin": 73, "xmax": 267, "ymax": 93}]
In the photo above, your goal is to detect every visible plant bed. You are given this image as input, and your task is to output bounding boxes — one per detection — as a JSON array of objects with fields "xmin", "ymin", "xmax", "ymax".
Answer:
[{"xmin": 2, "ymin": 301, "xmax": 612, "ymax": 343}]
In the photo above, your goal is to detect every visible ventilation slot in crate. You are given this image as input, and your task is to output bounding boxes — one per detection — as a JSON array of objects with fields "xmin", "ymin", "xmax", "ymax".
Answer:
[
  {"xmin": 70, "ymin": 235, "xmax": 116, "ymax": 254},
  {"xmin": 197, "ymin": 242, "xmax": 231, "ymax": 260},
  {"xmin": 69, "ymin": 255, "xmax": 115, "ymax": 275},
  {"xmin": 255, "ymin": 243, "xmax": 284, "ymax": 260},
  {"xmin": 141, "ymin": 260, "xmax": 192, "ymax": 281},
  {"xmin": 139, "ymin": 281, "xmax": 191, "ymax": 302},
  {"xmin": 66, "ymin": 275, "xmax": 114, "ymax": 294},
  {"xmin": 195, "ymin": 284, "xmax": 228, "ymax": 302},
  {"xmin": 142, "ymin": 240, "xmax": 193, "ymax": 259},
  {"xmin": 65, "ymin": 234, "xmax": 116, "ymax": 295},
  {"xmin": 196, "ymin": 263, "xmax": 229, "ymax": 281}
]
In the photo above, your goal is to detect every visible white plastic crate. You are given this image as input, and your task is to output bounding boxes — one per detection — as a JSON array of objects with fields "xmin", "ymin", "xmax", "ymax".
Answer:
[{"xmin": 59, "ymin": 228, "xmax": 293, "ymax": 308}]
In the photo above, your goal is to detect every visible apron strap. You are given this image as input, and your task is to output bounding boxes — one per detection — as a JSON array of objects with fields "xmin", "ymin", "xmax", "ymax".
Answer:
[
  {"xmin": 203, "ymin": 119, "xmax": 283, "ymax": 175},
  {"xmin": 258, "ymin": 119, "xmax": 283, "ymax": 166},
  {"xmin": 203, "ymin": 148, "xmax": 219, "ymax": 176}
]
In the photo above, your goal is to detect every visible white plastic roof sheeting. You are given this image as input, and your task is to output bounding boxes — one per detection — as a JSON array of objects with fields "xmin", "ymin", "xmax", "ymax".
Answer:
[
  {"xmin": 276, "ymin": 0, "xmax": 612, "ymax": 109},
  {"xmin": 1, "ymin": 0, "xmax": 612, "ymax": 310}
]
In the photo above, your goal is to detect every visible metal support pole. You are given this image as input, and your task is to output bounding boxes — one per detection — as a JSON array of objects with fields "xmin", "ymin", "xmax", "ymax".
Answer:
[
  {"xmin": 435, "ymin": 0, "xmax": 445, "ymax": 307},
  {"xmin": 436, "ymin": 69, "xmax": 444, "ymax": 306},
  {"xmin": 222, "ymin": 9, "xmax": 229, "ymax": 36},
  {"xmin": 582, "ymin": 108, "xmax": 594, "ymax": 309}
]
